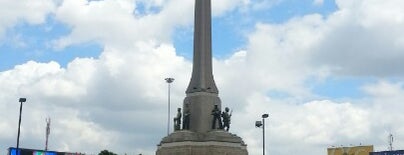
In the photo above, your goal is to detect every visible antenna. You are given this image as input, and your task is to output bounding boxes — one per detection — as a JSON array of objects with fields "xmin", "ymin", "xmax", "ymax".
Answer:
[
  {"xmin": 388, "ymin": 133, "xmax": 393, "ymax": 151},
  {"xmin": 45, "ymin": 117, "xmax": 51, "ymax": 151}
]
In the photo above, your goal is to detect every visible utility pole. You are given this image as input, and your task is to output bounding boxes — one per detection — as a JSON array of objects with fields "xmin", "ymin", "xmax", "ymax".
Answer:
[
  {"xmin": 16, "ymin": 98, "xmax": 27, "ymax": 154},
  {"xmin": 45, "ymin": 117, "xmax": 51, "ymax": 151},
  {"xmin": 256, "ymin": 114, "xmax": 269, "ymax": 155},
  {"xmin": 388, "ymin": 133, "xmax": 394, "ymax": 151},
  {"xmin": 165, "ymin": 78, "xmax": 174, "ymax": 136}
]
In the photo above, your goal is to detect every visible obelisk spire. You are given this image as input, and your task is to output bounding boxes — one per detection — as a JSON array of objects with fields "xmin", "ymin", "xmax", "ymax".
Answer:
[
  {"xmin": 186, "ymin": 0, "xmax": 218, "ymax": 94},
  {"xmin": 182, "ymin": 0, "xmax": 221, "ymax": 133}
]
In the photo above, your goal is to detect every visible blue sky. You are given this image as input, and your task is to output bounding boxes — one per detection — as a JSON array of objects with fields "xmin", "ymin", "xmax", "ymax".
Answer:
[
  {"xmin": 1, "ymin": 0, "xmax": 338, "ymax": 70},
  {"xmin": 0, "ymin": 18, "xmax": 101, "ymax": 71},
  {"xmin": 1, "ymin": 0, "xmax": 404, "ymax": 155},
  {"xmin": 175, "ymin": 0, "xmax": 338, "ymax": 59}
]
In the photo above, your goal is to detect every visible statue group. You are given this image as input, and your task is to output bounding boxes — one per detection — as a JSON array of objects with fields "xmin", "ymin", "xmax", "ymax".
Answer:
[
  {"xmin": 174, "ymin": 106, "xmax": 232, "ymax": 131},
  {"xmin": 212, "ymin": 105, "xmax": 232, "ymax": 131}
]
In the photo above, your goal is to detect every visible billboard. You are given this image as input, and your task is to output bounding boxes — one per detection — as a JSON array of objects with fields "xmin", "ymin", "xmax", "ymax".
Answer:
[
  {"xmin": 8, "ymin": 147, "xmax": 84, "ymax": 155},
  {"xmin": 8, "ymin": 148, "xmax": 57, "ymax": 155},
  {"xmin": 370, "ymin": 150, "xmax": 404, "ymax": 155},
  {"xmin": 327, "ymin": 145, "xmax": 374, "ymax": 155}
]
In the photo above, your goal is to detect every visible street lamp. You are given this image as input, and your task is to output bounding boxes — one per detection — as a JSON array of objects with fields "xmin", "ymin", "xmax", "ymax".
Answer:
[
  {"xmin": 256, "ymin": 113, "xmax": 269, "ymax": 155},
  {"xmin": 165, "ymin": 78, "xmax": 174, "ymax": 136},
  {"xmin": 16, "ymin": 98, "xmax": 27, "ymax": 154}
]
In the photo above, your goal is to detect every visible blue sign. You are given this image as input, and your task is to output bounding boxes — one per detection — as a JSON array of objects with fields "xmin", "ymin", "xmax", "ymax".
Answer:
[
  {"xmin": 8, "ymin": 148, "xmax": 57, "ymax": 155},
  {"xmin": 370, "ymin": 150, "xmax": 404, "ymax": 155}
]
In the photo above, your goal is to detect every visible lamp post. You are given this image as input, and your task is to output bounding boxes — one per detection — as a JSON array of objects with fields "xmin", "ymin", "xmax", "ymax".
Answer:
[
  {"xmin": 165, "ymin": 78, "xmax": 174, "ymax": 136},
  {"xmin": 16, "ymin": 98, "xmax": 27, "ymax": 154},
  {"xmin": 255, "ymin": 113, "xmax": 269, "ymax": 155}
]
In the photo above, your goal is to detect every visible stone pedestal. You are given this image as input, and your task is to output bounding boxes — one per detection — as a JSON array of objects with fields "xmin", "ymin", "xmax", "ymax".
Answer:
[
  {"xmin": 183, "ymin": 92, "xmax": 221, "ymax": 133},
  {"xmin": 156, "ymin": 130, "xmax": 248, "ymax": 155}
]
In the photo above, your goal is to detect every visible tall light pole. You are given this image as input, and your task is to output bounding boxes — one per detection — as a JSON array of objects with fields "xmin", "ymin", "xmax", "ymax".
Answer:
[
  {"xmin": 165, "ymin": 78, "xmax": 174, "ymax": 136},
  {"xmin": 255, "ymin": 113, "xmax": 269, "ymax": 155},
  {"xmin": 45, "ymin": 117, "xmax": 51, "ymax": 151},
  {"xmin": 16, "ymin": 98, "xmax": 27, "ymax": 154}
]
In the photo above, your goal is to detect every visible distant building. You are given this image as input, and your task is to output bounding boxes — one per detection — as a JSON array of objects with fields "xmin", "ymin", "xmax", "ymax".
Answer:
[
  {"xmin": 370, "ymin": 150, "xmax": 404, "ymax": 155},
  {"xmin": 327, "ymin": 145, "xmax": 374, "ymax": 155}
]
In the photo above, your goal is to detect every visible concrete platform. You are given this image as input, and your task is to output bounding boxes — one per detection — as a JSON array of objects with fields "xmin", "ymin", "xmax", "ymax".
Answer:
[{"xmin": 156, "ymin": 130, "xmax": 248, "ymax": 155}]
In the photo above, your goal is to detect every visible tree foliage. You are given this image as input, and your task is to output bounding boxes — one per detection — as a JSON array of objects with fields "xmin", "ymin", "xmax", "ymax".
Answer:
[{"xmin": 98, "ymin": 150, "xmax": 117, "ymax": 155}]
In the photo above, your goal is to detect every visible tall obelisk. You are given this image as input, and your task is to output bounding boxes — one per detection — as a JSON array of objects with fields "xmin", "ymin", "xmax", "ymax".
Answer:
[
  {"xmin": 187, "ymin": 0, "xmax": 218, "ymax": 95},
  {"xmin": 184, "ymin": 0, "xmax": 221, "ymax": 133},
  {"xmin": 156, "ymin": 0, "xmax": 248, "ymax": 154}
]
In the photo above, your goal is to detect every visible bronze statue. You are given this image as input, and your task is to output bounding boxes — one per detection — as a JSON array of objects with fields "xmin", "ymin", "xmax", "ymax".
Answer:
[
  {"xmin": 221, "ymin": 107, "xmax": 232, "ymax": 131},
  {"xmin": 183, "ymin": 108, "xmax": 190, "ymax": 130},
  {"xmin": 211, "ymin": 105, "xmax": 222, "ymax": 129},
  {"xmin": 174, "ymin": 108, "xmax": 182, "ymax": 131}
]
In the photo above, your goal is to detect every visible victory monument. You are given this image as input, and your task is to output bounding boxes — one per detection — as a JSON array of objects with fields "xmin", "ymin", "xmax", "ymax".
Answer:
[{"xmin": 156, "ymin": 0, "xmax": 248, "ymax": 154}]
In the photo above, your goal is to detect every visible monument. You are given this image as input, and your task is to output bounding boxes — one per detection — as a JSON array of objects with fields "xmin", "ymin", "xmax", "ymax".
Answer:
[{"xmin": 156, "ymin": 0, "xmax": 248, "ymax": 154}]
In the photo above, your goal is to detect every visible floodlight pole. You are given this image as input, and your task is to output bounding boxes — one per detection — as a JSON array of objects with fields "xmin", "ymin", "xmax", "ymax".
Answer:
[
  {"xmin": 262, "ymin": 114, "xmax": 269, "ymax": 155},
  {"xmin": 45, "ymin": 117, "xmax": 51, "ymax": 151},
  {"xmin": 165, "ymin": 78, "xmax": 174, "ymax": 136},
  {"xmin": 16, "ymin": 98, "xmax": 26, "ymax": 154}
]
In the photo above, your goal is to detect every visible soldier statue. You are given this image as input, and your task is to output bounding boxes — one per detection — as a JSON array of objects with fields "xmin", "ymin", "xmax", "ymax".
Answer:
[
  {"xmin": 211, "ymin": 105, "xmax": 222, "ymax": 129},
  {"xmin": 221, "ymin": 107, "xmax": 232, "ymax": 131},
  {"xmin": 174, "ymin": 108, "xmax": 182, "ymax": 131},
  {"xmin": 183, "ymin": 108, "xmax": 190, "ymax": 130}
]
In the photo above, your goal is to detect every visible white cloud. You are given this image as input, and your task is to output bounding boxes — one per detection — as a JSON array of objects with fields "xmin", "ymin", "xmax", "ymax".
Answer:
[
  {"xmin": 53, "ymin": 0, "xmax": 146, "ymax": 49},
  {"xmin": 224, "ymin": 92, "xmax": 372, "ymax": 155},
  {"xmin": 362, "ymin": 81, "xmax": 404, "ymax": 98},
  {"xmin": 213, "ymin": 0, "xmax": 404, "ymax": 153},
  {"xmin": 51, "ymin": 0, "xmax": 255, "ymax": 50},
  {"xmin": 361, "ymin": 81, "xmax": 404, "ymax": 151},
  {"xmin": 0, "ymin": 40, "xmax": 191, "ymax": 154},
  {"xmin": 230, "ymin": 14, "xmax": 326, "ymax": 97},
  {"xmin": 212, "ymin": 0, "xmax": 247, "ymax": 16},
  {"xmin": 311, "ymin": 0, "xmax": 404, "ymax": 76},
  {"xmin": 313, "ymin": 0, "xmax": 324, "ymax": 6},
  {"xmin": 0, "ymin": 0, "xmax": 56, "ymax": 38},
  {"xmin": 230, "ymin": 81, "xmax": 404, "ymax": 154},
  {"xmin": 2, "ymin": 0, "xmax": 404, "ymax": 155}
]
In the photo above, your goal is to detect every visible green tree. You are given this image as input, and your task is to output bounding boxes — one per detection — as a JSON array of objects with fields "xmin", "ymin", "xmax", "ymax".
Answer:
[{"xmin": 98, "ymin": 150, "xmax": 117, "ymax": 155}]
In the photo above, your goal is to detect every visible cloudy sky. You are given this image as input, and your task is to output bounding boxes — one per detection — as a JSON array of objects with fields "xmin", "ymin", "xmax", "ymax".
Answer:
[{"xmin": 1, "ymin": 0, "xmax": 404, "ymax": 154}]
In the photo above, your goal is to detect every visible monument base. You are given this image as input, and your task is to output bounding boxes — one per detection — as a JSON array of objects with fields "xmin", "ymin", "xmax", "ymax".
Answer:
[{"xmin": 156, "ymin": 130, "xmax": 248, "ymax": 155}]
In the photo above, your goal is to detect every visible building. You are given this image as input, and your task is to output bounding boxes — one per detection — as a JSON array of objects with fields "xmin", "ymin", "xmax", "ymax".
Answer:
[
  {"xmin": 327, "ymin": 145, "xmax": 374, "ymax": 155},
  {"xmin": 370, "ymin": 150, "xmax": 404, "ymax": 155}
]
